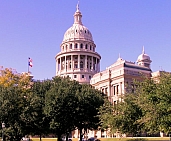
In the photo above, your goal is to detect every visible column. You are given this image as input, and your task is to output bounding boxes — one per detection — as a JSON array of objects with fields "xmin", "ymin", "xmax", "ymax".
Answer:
[
  {"xmin": 71, "ymin": 55, "xmax": 73, "ymax": 71},
  {"xmin": 98, "ymin": 60, "xmax": 100, "ymax": 72},
  {"xmin": 65, "ymin": 55, "xmax": 67, "ymax": 71},
  {"xmin": 95, "ymin": 58, "xmax": 97, "ymax": 71},
  {"xmin": 120, "ymin": 82, "xmax": 122, "ymax": 95},
  {"xmin": 60, "ymin": 57, "xmax": 62, "ymax": 71},
  {"xmin": 91, "ymin": 56, "xmax": 93, "ymax": 70},
  {"xmin": 67, "ymin": 57, "xmax": 69, "ymax": 70},
  {"xmin": 88, "ymin": 57, "xmax": 90, "ymax": 70},
  {"xmin": 108, "ymin": 81, "xmax": 111, "ymax": 98},
  {"xmin": 77, "ymin": 43, "xmax": 80, "ymax": 50},
  {"xmin": 85, "ymin": 55, "xmax": 87, "ymax": 70},
  {"xmin": 78, "ymin": 55, "xmax": 80, "ymax": 69},
  {"xmin": 56, "ymin": 58, "xmax": 58, "ymax": 74}
]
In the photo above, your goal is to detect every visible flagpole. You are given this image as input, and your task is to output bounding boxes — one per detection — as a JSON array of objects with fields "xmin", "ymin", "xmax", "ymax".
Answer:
[{"xmin": 28, "ymin": 57, "xmax": 29, "ymax": 73}]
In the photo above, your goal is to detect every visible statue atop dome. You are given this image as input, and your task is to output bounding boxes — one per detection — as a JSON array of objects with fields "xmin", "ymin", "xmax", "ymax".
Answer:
[{"xmin": 76, "ymin": 0, "xmax": 80, "ymax": 12}]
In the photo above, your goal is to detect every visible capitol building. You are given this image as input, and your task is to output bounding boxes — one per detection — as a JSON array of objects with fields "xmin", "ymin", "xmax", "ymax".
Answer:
[{"xmin": 55, "ymin": 3, "xmax": 162, "ymax": 138}]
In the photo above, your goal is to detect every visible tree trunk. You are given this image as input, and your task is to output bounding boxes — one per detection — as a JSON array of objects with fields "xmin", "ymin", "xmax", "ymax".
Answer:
[
  {"xmin": 80, "ymin": 127, "xmax": 83, "ymax": 141},
  {"xmin": 66, "ymin": 133, "xmax": 69, "ymax": 141},
  {"xmin": 58, "ymin": 133, "xmax": 62, "ymax": 141},
  {"xmin": 40, "ymin": 133, "xmax": 42, "ymax": 141}
]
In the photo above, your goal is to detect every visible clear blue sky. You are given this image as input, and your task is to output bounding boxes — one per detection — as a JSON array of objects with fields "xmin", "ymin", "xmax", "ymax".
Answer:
[{"xmin": 0, "ymin": 0, "xmax": 171, "ymax": 80}]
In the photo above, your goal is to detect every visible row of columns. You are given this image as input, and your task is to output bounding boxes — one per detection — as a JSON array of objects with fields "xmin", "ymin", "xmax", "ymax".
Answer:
[{"xmin": 56, "ymin": 55, "xmax": 100, "ymax": 72}]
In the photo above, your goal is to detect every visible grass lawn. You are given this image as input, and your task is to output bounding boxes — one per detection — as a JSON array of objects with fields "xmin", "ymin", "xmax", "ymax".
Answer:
[{"xmin": 31, "ymin": 137, "xmax": 170, "ymax": 141}]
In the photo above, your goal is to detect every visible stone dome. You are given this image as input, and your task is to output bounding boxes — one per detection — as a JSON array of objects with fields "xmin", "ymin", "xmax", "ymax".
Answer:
[
  {"xmin": 137, "ymin": 53, "xmax": 150, "ymax": 61},
  {"xmin": 63, "ymin": 24, "xmax": 93, "ymax": 42},
  {"xmin": 137, "ymin": 47, "xmax": 151, "ymax": 62},
  {"xmin": 62, "ymin": 3, "xmax": 93, "ymax": 43}
]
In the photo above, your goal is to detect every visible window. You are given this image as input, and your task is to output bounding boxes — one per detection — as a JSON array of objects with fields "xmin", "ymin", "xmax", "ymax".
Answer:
[
  {"xmin": 69, "ymin": 62, "xmax": 71, "ymax": 68},
  {"xmin": 105, "ymin": 88, "xmax": 108, "ymax": 95},
  {"xmin": 89, "ymin": 75, "xmax": 91, "ymax": 79},
  {"xmin": 80, "ymin": 61, "xmax": 83, "ymax": 69},
  {"xmin": 74, "ymin": 75, "xmax": 77, "ymax": 78},
  {"xmin": 90, "ymin": 45, "xmax": 92, "ymax": 50},
  {"xmin": 75, "ymin": 43, "xmax": 78, "ymax": 48},
  {"xmin": 116, "ymin": 85, "xmax": 119, "ymax": 94},
  {"xmin": 74, "ymin": 61, "xmax": 78, "ymax": 68},
  {"xmin": 82, "ymin": 75, "xmax": 84, "ymax": 78},
  {"xmin": 113, "ymin": 86, "xmax": 116, "ymax": 95},
  {"xmin": 70, "ymin": 44, "xmax": 72, "ymax": 49},
  {"xmin": 80, "ymin": 43, "xmax": 83, "ymax": 49},
  {"xmin": 85, "ymin": 44, "xmax": 88, "ymax": 49}
]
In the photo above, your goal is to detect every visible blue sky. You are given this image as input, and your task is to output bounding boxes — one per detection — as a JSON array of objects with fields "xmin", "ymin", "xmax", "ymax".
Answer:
[{"xmin": 0, "ymin": 0, "xmax": 171, "ymax": 80}]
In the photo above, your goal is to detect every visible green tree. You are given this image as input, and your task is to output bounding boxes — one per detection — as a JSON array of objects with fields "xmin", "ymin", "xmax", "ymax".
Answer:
[
  {"xmin": 21, "ymin": 80, "xmax": 52, "ymax": 141},
  {"xmin": 75, "ymin": 84, "xmax": 104, "ymax": 141},
  {"xmin": 45, "ymin": 77, "xmax": 104, "ymax": 141},
  {"xmin": 137, "ymin": 73, "xmax": 171, "ymax": 134},
  {"xmin": 44, "ymin": 76, "xmax": 80, "ymax": 141},
  {"xmin": 0, "ymin": 67, "xmax": 31, "ymax": 140},
  {"xmin": 113, "ymin": 93, "xmax": 142, "ymax": 136},
  {"xmin": 0, "ymin": 84, "xmax": 28, "ymax": 140},
  {"xmin": 99, "ymin": 93, "xmax": 142, "ymax": 136}
]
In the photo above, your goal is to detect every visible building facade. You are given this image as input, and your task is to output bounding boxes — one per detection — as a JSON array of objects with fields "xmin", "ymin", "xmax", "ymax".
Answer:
[{"xmin": 90, "ymin": 48, "xmax": 152, "ymax": 104}]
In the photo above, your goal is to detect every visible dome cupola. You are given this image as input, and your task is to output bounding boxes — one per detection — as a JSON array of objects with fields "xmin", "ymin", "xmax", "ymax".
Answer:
[
  {"xmin": 137, "ymin": 46, "xmax": 152, "ymax": 68},
  {"xmin": 62, "ymin": 2, "xmax": 93, "ymax": 43}
]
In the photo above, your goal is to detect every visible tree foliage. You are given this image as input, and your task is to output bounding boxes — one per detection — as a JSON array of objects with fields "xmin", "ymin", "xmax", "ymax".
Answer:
[
  {"xmin": 44, "ymin": 76, "xmax": 80, "ymax": 141},
  {"xmin": 74, "ymin": 84, "xmax": 104, "ymax": 140},
  {"xmin": 21, "ymin": 80, "xmax": 53, "ymax": 141},
  {"xmin": 0, "ymin": 67, "xmax": 105, "ymax": 141},
  {"xmin": 44, "ymin": 77, "xmax": 104, "ymax": 141},
  {"xmin": 99, "ymin": 72, "xmax": 171, "ymax": 136},
  {"xmin": 0, "ymin": 68, "xmax": 31, "ymax": 141},
  {"xmin": 137, "ymin": 73, "xmax": 171, "ymax": 134}
]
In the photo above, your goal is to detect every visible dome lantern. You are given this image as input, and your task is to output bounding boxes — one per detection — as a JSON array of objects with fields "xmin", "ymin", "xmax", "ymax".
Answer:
[
  {"xmin": 62, "ymin": 2, "xmax": 93, "ymax": 43},
  {"xmin": 74, "ymin": 1, "xmax": 82, "ymax": 25}
]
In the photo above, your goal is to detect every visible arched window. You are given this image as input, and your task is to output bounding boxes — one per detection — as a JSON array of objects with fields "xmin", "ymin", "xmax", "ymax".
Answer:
[
  {"xmin": 74, "ymin": 61, "xmax": 78, "ymax": 68},
  {"xmin": 70, "ymin": 44, "xmax": 72, "ymax": 49},
  {"xmin": 75, "ymin": 43, "xmax": 78, "ymax": 49},
  {"xmin": 80, "ymin": 43, "xmax": 83, "ymax": 49},
  {"xmin": 93, "ymin": 47, "xmax": 95, "ymax": 51},
  {"xmin": 90, "ymin": 45, "xmax": 92, "ymax": 50},
  {"xmin": 85, "ymin": 44, "xmax": 88, "ymax": 49}
]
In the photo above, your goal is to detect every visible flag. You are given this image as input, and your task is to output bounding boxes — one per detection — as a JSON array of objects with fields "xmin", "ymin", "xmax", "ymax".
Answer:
[{"xmin": 28, "ymin": 57, "xmax": 33, "ymax": 67}]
